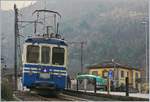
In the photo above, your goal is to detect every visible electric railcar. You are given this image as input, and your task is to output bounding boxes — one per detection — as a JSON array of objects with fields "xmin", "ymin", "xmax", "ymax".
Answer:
[{"xmin": 22, "ymin": 34, "xmax": 68, "ymax": 91}]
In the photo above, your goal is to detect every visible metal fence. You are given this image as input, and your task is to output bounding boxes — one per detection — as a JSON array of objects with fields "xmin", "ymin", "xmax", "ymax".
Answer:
[{"xmin": 70, "ymin": 77, "xmax": 149, "ymax": 94}]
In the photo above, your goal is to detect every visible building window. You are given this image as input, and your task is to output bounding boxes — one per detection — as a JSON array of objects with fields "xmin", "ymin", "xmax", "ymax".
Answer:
[
  {"xmin": 92, "ymin": 71, "xmax": 98, "ymax": 76},
  {"xmin": 102, "ymin": 70, "xmax": 108, "ymax": 78},
  {"xmin": 127, "ymin": 72, "xmax": 129, "ymax": 77},
  {"xmin": 136, "ymin": 72, "xmax": 139, "ymax": 78},
  {"xmin": 121, "ymin": 70, "xmax": 124, "ymax": 78}
]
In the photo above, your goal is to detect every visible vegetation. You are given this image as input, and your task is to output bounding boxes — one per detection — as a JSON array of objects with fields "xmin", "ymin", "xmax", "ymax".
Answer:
[{"xmin": 1, "ymin": 79, "xmax": 13, "ymax": 101}]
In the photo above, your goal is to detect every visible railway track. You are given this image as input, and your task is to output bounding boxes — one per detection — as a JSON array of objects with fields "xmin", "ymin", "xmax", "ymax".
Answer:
[{"xmin": 14, "ymin": 91, "xmax": 89, "ymax": 101}]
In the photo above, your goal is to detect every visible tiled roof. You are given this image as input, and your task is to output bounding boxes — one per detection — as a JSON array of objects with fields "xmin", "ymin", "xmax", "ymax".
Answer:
[{"xmin": 87, "ymin": 60, "xmax": 140, "ymax": 71}]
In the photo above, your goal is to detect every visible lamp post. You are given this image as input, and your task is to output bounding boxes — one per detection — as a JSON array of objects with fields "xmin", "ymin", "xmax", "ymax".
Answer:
[
  {"xmin": 112, "ymin": 59, "xmax": 118, "ymax": 90},
  {"xmin": 141, "ymin": 20, "xmax": 148, "ymax": 84}
]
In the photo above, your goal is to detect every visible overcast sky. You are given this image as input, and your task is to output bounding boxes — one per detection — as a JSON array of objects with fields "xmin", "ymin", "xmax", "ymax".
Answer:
[{"xmin": 1, "ymin": 0, "xmax": 37, "ymax": 10}]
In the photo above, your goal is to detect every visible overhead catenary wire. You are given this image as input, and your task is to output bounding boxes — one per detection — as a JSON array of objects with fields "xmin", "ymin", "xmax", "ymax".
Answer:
[{"xmin": 68, "ymin": 41, "xmax": 87, "ymax": 73}]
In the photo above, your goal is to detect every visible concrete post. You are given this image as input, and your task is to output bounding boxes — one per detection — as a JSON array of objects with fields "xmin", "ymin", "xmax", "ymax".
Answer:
[
  {"xmin": 94, "ymin": 78, "xmax": 96, "ymax": 93},
  {"xmin": 77, "ymin": 79, "xmax": 78, "ymax": 91}
]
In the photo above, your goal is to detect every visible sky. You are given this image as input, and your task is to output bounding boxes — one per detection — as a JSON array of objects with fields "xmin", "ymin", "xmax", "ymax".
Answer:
[{"xmin": 1, "ymin": 0, "xmax": 37, "ymax": 11}]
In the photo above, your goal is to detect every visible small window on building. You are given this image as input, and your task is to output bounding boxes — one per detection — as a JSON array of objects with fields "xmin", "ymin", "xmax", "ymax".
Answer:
[
  {"xmin": 41, "ymin": 46, "xmax": 50, "ymax": 64},
  {"xmin": 102, "ymin": 70, "xmax": 108, "ymax": 78},
  {"xmin": 127, "ymin": 72, "xmax": 129, "ymax": 78},
  {"xmin": 136, "ymin": 72, "xmax": 139, "ymax": 78},
  {"xmin": 121, "ymin": 70, "xmax": 124, "ymax": 78},
  {"xmin": 92, "ymin": 71, "xmax": 98, "ymax": 76}
]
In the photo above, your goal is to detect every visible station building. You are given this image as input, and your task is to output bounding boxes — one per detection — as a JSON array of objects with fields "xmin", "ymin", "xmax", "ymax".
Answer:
[{"xmin": 87, "ymin": 60, "xmax": 141, "ymax": 91}]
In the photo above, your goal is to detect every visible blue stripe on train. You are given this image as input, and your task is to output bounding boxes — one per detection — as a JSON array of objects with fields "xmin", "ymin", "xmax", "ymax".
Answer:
[
  {"xmin": 23, "ymin": 73, "xmax": 66, "ymax": 89},
  {"xmin": 22, "ymin": 64, "xmax": 67, "ymax": 89}
]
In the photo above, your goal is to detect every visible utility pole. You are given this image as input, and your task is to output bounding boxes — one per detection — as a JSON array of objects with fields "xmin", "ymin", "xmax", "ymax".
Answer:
[
  {"xmin": 80, "ymin": 42, "xmax": 84, "ymax": 73},
  {"xmin": 14, "ymin": 4, "xmax": 19, "ymax": 91},
  {"xmin": 141, "ymin": 18, "xmax": 149, "ymax": 84},
  {"xmin": 68, "ymin": 41, "xmax": 86, "ymax": 73},
  {"xmin": 112, "ymin": 59, "xmax": 119, "ymax": 90}
]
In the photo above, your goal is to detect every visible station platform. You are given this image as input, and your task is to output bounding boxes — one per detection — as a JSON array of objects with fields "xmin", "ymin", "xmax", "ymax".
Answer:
[{"xmin": 77, "ymin": 90, "xmax": 149, "ymax": 99}]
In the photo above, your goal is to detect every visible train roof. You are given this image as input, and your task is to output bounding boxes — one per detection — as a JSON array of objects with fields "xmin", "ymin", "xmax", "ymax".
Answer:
[{"xmin": 25, "ymin": 37, "xmax": 68, "ymax": 46}]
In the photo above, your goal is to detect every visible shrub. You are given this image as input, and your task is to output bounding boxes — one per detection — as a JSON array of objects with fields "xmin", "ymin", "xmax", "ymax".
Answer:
[{"xmin": 1, "ymin": 79, "xmax": 13, "ymax": 101}]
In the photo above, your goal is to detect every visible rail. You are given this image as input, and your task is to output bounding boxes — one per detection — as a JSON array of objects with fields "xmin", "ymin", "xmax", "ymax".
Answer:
[{"xmin": 14, "ymin": 91, "xmax": 89, "ymax": 101}]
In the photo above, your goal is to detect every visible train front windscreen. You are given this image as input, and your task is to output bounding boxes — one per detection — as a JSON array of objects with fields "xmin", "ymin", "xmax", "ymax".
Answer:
[
  {"xmin": 52, "ymin": 47, "xmax": 65, "ymax": 65},
  {"xmin": 26, "ymin": 45, "xmax": 65, "ymax": 66}
]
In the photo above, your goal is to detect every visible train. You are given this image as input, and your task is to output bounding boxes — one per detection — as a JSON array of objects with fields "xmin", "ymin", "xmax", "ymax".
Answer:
[{"xmin": 21, "ymin": 10, "xmax": 68, "ymax": 93}]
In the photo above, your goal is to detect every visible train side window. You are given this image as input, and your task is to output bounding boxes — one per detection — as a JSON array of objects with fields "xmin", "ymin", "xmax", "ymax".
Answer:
[
  {"xmin": 52, "ymin": 47, "xmax": 65, "ymax": 65},
  {"xmin": 41, "ymin": 46, "xmax": 50, "ymax": 64},
  {"xmin": 26, "ymin": 45, "xmax": 39, "ymax": 63}
]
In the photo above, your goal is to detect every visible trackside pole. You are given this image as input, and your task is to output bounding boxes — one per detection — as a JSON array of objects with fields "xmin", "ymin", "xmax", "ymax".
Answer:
[
  {"xmin": 77, "ymin": 79, "xmax": 78, "ymax": 91},
  {"xmin": 94, "ymin": 78, "xmax": 96, "ymax": 93},
  {"xmin": 84, "ymin": 79, "xmax": 87, "ymax": 92},
  {"xmin": 14, "ymin": 4, "xmax": 18, "ymax": 91},
  {"xmin": 126, "ymin": 77, "xmax": 129, "ymax": 96},
  {"xmin": 107, "ymin": 77, "xmax": 110, "ymax": 95}
]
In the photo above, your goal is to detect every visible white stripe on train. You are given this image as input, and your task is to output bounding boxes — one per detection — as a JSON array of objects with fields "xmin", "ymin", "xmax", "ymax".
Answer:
[
  {"xmin": 23, "ymin": 68, "xmax": 67, "ymax": 73},
  {"xmin": 23, "ymin": 71, "xmax": 67, "ymax": 76}
]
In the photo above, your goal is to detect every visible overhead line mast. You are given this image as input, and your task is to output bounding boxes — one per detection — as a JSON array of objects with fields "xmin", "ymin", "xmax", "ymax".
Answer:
[
  {"xmin": 68, "ymin": 41, "xmax": 87, "ymax": 73},
  {"xmin": 14, "ymin": 4, "xmax": 18, "ymax": 91}
]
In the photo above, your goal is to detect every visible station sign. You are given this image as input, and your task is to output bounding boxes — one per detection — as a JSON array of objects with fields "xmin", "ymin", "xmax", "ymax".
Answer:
[{"xmin": 108, "ymin": 70, "xmax": 113, "ymax": 79}]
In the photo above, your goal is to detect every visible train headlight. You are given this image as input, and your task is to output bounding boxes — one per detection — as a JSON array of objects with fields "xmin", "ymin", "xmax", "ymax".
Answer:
[
  {"xmin": 43, "ymin": 69, "xmax": 47, "ymax": 73},
  {"xmin": 41, "ymin": 68, "xmax": 49, "ymax": 73}
]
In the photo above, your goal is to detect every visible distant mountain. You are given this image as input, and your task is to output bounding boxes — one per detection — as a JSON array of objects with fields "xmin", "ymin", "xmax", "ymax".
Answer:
[{"xmin": 1, "ymin": 0, "xmax": 148, "ymax": 77}]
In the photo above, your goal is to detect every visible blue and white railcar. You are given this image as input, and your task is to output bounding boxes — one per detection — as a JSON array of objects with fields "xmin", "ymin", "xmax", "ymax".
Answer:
[{"xmin": 22, "ymin": 36, "xmax": 68, "ymax": 91}]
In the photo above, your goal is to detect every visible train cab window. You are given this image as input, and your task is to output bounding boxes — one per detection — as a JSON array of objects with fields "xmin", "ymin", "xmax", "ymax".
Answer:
[
  {"xmin": 27, "ymin": 45, "xmax": 39, "ymax": 63},
  {"xmin": 41, "ymin": 46, "xmax": 50, "ymax": 64},
  {"xmin": 52, "ymin": 47, "xmax": 65, "ymax": 65}
]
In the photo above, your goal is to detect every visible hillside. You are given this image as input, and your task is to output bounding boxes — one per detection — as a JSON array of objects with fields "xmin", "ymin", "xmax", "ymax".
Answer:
[{"xmin": 1, "ymin": 0, "xmax": 148, "ymax": 76}]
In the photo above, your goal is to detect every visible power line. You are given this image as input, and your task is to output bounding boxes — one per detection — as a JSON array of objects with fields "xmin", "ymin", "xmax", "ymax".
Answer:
[{"xmin": 18, "ymin": 20, "xmax": 43, "ymax": 35}]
